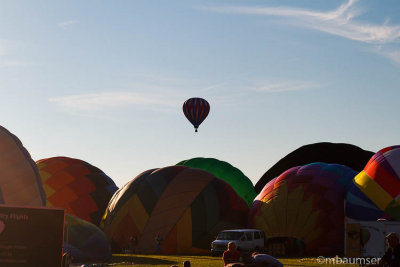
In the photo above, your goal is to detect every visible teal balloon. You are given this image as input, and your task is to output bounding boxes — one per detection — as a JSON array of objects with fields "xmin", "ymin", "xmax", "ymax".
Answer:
[{"xmin": 177, "ymin": 157, "xmax": 256, "ymax": 207}]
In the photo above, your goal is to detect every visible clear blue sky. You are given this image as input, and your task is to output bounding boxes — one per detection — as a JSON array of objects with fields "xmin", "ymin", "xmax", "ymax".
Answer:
[{"xmin": 1, "ymin": 0, "xmax": 399, "ymax": 187}]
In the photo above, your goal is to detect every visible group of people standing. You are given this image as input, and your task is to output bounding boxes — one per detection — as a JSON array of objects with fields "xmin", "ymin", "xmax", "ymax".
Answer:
[{"xmin": 222, "ymin": 242, "xmax": 283, "ymax": 267}]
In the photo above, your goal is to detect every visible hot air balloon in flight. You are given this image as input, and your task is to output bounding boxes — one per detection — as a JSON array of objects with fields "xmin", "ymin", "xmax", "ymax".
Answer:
[
  {"xmin": 182, "ymin": 98, "xmax": 210, "ymax": 132},
  {"xmin": 360, "ymin": 228, "xmax": 371, "ymax": 248}
]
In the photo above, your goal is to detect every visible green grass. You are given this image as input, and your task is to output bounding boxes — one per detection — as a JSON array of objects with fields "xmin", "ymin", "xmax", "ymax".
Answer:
[{"xmin": 71, "ymin": 254, "xmax": 361, "ymax": 267}]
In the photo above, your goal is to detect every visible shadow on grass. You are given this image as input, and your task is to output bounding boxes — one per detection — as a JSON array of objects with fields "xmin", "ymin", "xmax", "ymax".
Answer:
[{"xmin": 111, "ymin": 255, "xmax": 177, "ymax": 265}]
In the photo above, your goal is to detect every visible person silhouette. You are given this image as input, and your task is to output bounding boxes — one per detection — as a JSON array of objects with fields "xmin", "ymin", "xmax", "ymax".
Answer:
[
  {"xmin": 129, "ymin": 235, "xmax": 137, "ymax": 253},
  {"xmin": 223, "ymin": 242, "xmax": 241, "ymax": 266},
  {"xmin": 366, "ymin": 232, "xmax": 400, "ymax": 267},
  {"xmin": 155, "ymin": 234, "xmax": 163, "ymax": 253}
]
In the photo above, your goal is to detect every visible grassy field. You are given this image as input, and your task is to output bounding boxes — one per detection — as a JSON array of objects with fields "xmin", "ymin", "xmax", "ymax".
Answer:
[{"xmin": 71, "ymin": 254, "xmax": 361, "ymax": 267}]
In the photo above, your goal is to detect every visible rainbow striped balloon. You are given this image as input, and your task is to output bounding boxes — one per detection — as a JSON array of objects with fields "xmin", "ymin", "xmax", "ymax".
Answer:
[{"xmin": 354, "ymin": 145, "xmax": 400, "ymax": 220}]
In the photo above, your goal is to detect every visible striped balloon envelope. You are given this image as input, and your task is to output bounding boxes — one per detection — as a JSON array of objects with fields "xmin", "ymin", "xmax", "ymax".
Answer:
[
  {"xmin": 354, "ymin": 145, "xmax": 400, "ymax": 220},
  {"xmin": 100, "ymin": 165, "xmax": 249, "ymax": 254},
  {"xmin": 182, "ymin": 98, "xmax": 210, "ymax": 132},
  {"xmin": 36, "ymin": 157, "xmax": 118, "ymax": 226}
]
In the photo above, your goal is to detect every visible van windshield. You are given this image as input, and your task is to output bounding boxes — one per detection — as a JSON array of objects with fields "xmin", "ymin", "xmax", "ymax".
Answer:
[{"xmin": 216, "ymin": 231, "xmax": 243, "ymax": 240}]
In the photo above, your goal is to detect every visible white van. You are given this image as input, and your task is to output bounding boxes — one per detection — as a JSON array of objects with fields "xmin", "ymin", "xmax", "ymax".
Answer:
[{"xmin": 211, "ymin": 229, "xmax": 265, "ymax": 256}]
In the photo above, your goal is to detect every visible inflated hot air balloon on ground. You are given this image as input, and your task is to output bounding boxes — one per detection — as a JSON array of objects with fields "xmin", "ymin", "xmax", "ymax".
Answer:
[
  {"xmin": 64, "ymin": 214, "xmax": 111, "ymax": 262},
  {"xmin": 37, "ymin": 157, "xmax": 118, "ymax": 226},
  {"xmin": 0, "ymin": 126, "xmax": 46, "ymax": 206},
  {"xmin": 353, "ymin": 145, "xmax": 400, "ymax": 221},
  {"xmin": 182, "ymin": 98, "xmax": 210, "ymax": 132},
  {"xmin": 255, "ymin": 142, "xmax": 374, "ymax": 193},
  {"xmin": 249, "ymin": 163, "xmax": 357, "ymax": 256},
  {"xmin": 101, "ymin": 166, "xmax": 249, "ymax": 254},
  {"xmin": 177, "ymin": 157, "xmax": 256, "ymax": 207}
]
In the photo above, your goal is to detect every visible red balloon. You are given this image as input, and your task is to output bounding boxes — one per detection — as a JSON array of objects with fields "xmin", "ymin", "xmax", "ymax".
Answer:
[{"xmin": 182, "ymin": 98, "xmax": 210, "ymax": 132}]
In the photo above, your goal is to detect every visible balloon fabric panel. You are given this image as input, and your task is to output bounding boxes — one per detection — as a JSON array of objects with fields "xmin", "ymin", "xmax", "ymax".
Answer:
[
  {"xmin": 192, "ymin": 183, "xmax": 219, "ymax": 242},
  {"xmin": 364, "ymin": 160, "xmax": 400, "ymax": 197},
  {"xmin": 135, "ymin": 178, "xmax": 160, "ymax": 215},
  {"xmin": 345, "ymin": 181, "xmax": 386, "ymax": 221},
  {"xmin": 191, "ymin": 181, "xmax": 225, "ymax": 249},
  {"xmin": 67, "ymin": 175, "xmax": 97, "ymax": 196},
  {"xmin": 177, "ymin": 209, "xmax": 192, "ymax": 253},
  {"xmin": 137, "ymin": 168, "xmax": 214, "ymax": 253},
  {"xmin": 162, "ymin": 225, "xmax": 178, "ymax": 254},
  {"xmin": 0, "ymin": 126, "xmax": 46, "ymax": 206},
  {"xmin": 146, "ymin": 171, "xmax": 168, "ymax": 197},
  {"xmin": 202, "ymin": 183, "xmax": 220, "ymax": 229},
  {"xmin": 384, "ymin": 150, "xmax": 400, "ymax": 177},
  {"xmin": 107, "ymin": 194, "xmax": 149, "ymax": 248},
  {"xmin": 190, "ymin": 192, "xmax": 208, "ymax": 249},
  {"xmin": 354, "ymin": 171, "xmax": 393, "ymax": 210},
  {"xmin": 177, "ymin": 157, "xmax": 256, "ymax": 207},
  {"xmin": 70, "ymin": 194, "xmax": 99, "ymax": 221},
  {"xmin": 100, "ymin": 170, "xmax": 160, "ymax": 252},
  {"xmin": 195, "ymin": 179, "xmax": 249, "ymax": 250},
  {"xmin": 385, "ymin": 200, "xmax": 400, "ymax": 220},
  {"xmin": 105, "ymin": 169, "xmax": 155, "ymax": 216}
]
